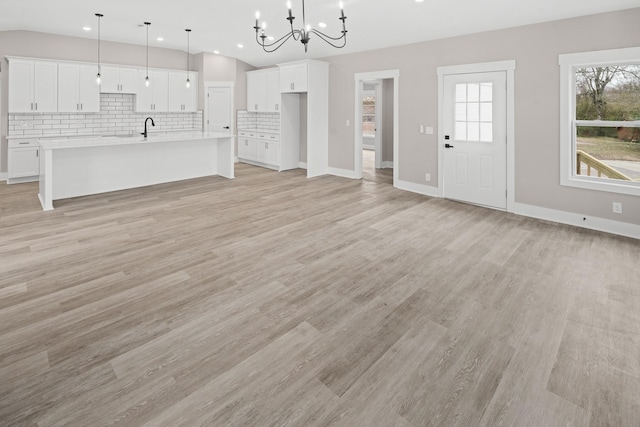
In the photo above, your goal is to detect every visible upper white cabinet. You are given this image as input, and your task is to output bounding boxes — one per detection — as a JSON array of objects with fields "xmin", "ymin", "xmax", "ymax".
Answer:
[
  {"xmin": 100, "ymin": 66, "xmax": 137, "ymax": 93},
  {"xmin": 58, "ymin": 63, "xmax": 100, "ymax": 113},
  {"xmin": 168, "ymin": 71, "xmax": 198, "ymax": 112},
  {"xmin": 247, "ymin": 68, "xmax": 280, "ymax": 112},
  {"xmin": 279, "ymin": 62, "xmax": 308, "ymax": 93},
  {"xmin": 8, "ymin": 58, "xmax": 58, "ymax": 113},
  {"xmin": 136, "ymin": 70, "xmax": 169, "ymax": 112}
]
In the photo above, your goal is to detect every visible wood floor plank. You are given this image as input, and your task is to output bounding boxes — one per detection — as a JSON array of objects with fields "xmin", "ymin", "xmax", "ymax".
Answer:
[{"xmin": 0, "ymin": 162, "xmax": 638, "ymax": 426}]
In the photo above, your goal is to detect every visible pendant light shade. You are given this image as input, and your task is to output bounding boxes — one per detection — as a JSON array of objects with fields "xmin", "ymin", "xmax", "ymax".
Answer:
[
  {"xmin": 95, "ymin": 13, "xmax": 103, "ymax": 85},
  {"xmin": 144, "ymin": 22, "xmax": 151, "ymax": 87},
  {"xmin": 185, "ymin": 29, "xmax": 191, "ymax": 89}
]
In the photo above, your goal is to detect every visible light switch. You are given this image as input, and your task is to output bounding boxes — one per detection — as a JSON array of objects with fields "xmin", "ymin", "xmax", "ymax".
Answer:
[
  {"xmin": 346, "ymin": 120, "xmax": 350, "ymax": 127},
  {"xmin": 420, "ymin": 125, "xmax": 424, "ymax": 134},
  {"xmin": 425, "ymin": 127, "xmax": 434, "ymax": 135}
]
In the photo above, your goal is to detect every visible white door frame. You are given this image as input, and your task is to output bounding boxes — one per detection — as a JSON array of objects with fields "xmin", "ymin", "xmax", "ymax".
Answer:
[
  {"xmin": 354, "ymin": 70, "xmax": 400, "ymax": 183},
  {"xmin": 437, "ymin": 60, "xmax": 516, "ymax": 212},
  {"xmin": 204, "ymin": 81, "xmax": 235, "ymax": 133}
]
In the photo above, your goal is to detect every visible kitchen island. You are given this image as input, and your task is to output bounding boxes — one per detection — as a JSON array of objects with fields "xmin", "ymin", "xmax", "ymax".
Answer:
[{"xmin": 38, "ymin": 132, "xmax": 235, "ymax": 211}]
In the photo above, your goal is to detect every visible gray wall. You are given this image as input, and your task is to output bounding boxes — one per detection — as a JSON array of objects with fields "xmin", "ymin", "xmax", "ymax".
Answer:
[
  {"xmin": 321, "ymin": 7, "xmax": 640, "ymax": 226},
  {"xmin": 0, "ymin": 30, "xmax": 251, "ymax": 173}
]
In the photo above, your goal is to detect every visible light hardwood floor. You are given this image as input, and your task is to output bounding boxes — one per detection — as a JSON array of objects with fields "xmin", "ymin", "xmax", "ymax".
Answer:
[{"xmin": 1, "ymin": 163, "xmax": 639, "ymax": 426}]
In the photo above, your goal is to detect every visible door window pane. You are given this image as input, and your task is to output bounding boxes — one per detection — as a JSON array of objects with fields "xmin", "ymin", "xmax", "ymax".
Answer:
[{"xmin": 454, "ymin": 82, "xmax": 493, "ymax": 143}]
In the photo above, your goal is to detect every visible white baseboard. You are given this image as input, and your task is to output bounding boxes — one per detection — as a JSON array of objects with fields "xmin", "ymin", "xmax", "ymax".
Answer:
[
  {"xmin": 328, "ymin": 167, "xmax": 359, "ymax": 179},
  {"xmin": 0, "ymin": 172, "xmax": 7, "ymax": 182},
  {"xmin": 299, "ymin": 162, "xmax": 307, "ymax": 170},
  {"xmin": 395, "ymin": 179, "xmax": 441, "ymax": 198},
  {"xmin": 513, "ymin": 202, "xmax": 640, "ymax": 240},
  {"xmin": 381, "ymin": 161, "xmax": 394, "ymax": 169}
]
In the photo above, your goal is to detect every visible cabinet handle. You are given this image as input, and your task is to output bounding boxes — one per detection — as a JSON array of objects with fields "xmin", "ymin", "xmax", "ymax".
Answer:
[
  {"xmin": 31, "ymin": 103, "xmax": 34, "ymax": 111},
  {"xmin": 19, "ymin": 141, "xmax": 29, "ymax": 145},
  {"xmin": 35, "ymin": 103, "xmax": 38, "ymax": 110},
  {"xmin": 81, "ymin": 103, "xmax": 83, "ymax": 110},
  {"xmin": 36, "ymin": 149, "xmax": 39, "ymax": 158},
  {"xmin": 275, "ymin": 104, "xmax": 279, "ymax": 111}
]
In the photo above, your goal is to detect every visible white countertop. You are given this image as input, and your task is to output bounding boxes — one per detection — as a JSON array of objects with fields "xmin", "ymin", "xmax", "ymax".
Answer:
[
  {"xmin": 7, "ymin": 129, "xmax": 204, "ymax": 141},
  {"xmin": 39, "ymin": 131, "xmax": 235, "ymax": 150}
]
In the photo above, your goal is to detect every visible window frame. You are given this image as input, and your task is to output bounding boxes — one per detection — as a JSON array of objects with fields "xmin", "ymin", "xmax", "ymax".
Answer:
[{"xmin": 559, "ymin": 47, "xmax": 640, "ymax": 196}]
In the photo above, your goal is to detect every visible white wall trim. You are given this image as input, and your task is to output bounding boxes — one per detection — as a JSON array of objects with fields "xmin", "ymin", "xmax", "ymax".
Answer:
[
  {"xmin": 437, "ymin": 59, "xmax": 516, "ymax": 212},
  {"xmin": 381, "ymin": 161, "xmax": 394, "ymax": 169},
  {"xmin": 395, "ymin": 180, "xmax": 440, "ymax": 198},
  {"xmin": 514, "ymin": 202, "xmax": 640, "ymax": 240},
  {"xmin": 0, "ymin": 172, "xmax": 7, "ymax": 182},
  {"xmin": 328, "ymin": 167, "xmax": 359, "ymax": 179},
  {"xmin": 353, "ymin": 69, "xmax": 400, "ymax": 184}
]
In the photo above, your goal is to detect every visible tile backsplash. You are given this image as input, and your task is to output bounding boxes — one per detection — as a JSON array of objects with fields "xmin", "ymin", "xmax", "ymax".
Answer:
[
  {"xmin": 8, "ymin": 93, "xmax": 203, "ymax": 138},
  {"xmin": 237, "ymin": 111, "xmax": 280, "ymax": 132}
]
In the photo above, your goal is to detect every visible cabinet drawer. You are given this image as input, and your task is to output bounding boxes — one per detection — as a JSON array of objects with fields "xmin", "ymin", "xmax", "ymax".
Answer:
[
  {"xmin": 9, "ymin": 139, "xmax": 40, "ymax": 148},
  {"xmin": 257, "ymin": 133, "xmax": 280, "ymax": 143}
]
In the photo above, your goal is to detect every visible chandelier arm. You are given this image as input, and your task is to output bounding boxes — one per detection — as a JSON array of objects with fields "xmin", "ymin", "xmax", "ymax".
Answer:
[
  {"xmin": 257, "ymin": 31, "xmax": 301, "ymax": 53},
  {"xmin": 309, "ymin": 29, "xmax": 347, "ymax": 48}
]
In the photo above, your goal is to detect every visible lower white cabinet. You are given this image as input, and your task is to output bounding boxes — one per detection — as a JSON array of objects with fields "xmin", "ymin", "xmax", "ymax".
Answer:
[
  {"xmin": 8, "ymin": 140, "xmax": 40, "ymax": 182},
  {"xmin": 237, "ymin": 131, "xmax": 279, "ymax": 168}
]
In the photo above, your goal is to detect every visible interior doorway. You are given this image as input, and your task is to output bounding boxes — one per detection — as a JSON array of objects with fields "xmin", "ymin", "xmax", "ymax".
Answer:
[
  {"xmin": 204, "ymin": 82, "xmax": 234, "ymax": 134},
  {"xmin": 355, "ymin": 70, "xmax": 399, "ymax": 185}
]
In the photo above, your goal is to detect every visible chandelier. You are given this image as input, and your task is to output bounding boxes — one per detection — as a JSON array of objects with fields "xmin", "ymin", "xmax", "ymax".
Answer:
[{"xmin": 253, "ymin": 0, "xmax": 347, "ymax": 53}]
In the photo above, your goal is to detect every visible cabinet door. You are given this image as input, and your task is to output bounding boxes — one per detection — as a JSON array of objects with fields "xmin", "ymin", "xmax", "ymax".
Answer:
[
  {"xmin": 33, "ymin": 61, "xmax": 58, "ymax": 112},
  {"xmin": 247, "ymin": 72, "xmax": 266, "ymax": 112},
  {"xmin": 292, "ymin": 64, "xmax": 308, "ymax": 92},
  {"xmin": 9, "ymin": 59, "xmax": 35, "ymax": 112},
  {"xmin": 238, "ymin": 137, "xmax": 257, "ymax": 161},
  {"xmin": 264, "ymin": 141, "xmax": 279, "ymax": 166},
  {"xmin": 99, "ymin": 66, "xmax": 120, "ymax": 93},
  {"xmin": 8, "ymin": 147, "xmax": 40, "ymax": 178},
  {"xmin": 279, "ymin": 66, "xmax": 295, "ymax": 93},
  {"xmin": 184, "ymin": 73, "xmax": 198, "ymax": 112},
  {"xmin": 168, "ymin": 72, "xmax": 186, "ymax": 112},
  {"xmin": 118, "ymin": 68, "xmax": 137, "ymax": 93},
  {"xmin": 79, "ymin": 65, "xmax": 100, "ymax": 112},
  {"xmin": 151, "ymin": 70, "xmax": 169, "ymax": 112},
  {"xmin": 57, "ymin": 63, "xmax": 80, "ymax": 113},
  {"xmin": 136, "ymin": 70, "xmax": 153, "ymax": 112},
  {"xmin": 266, "ymin": 70, "xmax": 280, "ymax": 112}
]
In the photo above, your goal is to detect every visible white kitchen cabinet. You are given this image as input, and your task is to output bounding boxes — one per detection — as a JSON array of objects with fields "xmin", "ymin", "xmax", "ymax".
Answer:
[
  {"xmin": 279, "ymin": 62, "xmax": 308, "ymax": 93},
  {"xmin": 8, "ymin": 58, "xmax": 58, "ymax": 113},
  {"xmin": 168, "ymin": 71, "xmax": 198, "ymax": 112},
  {"xmin": 136, "ymin": 70, "xmax": 169, "ymax": 112},
  {"xmin": 100, "ymin": 66, "xmax": 137, "ymax": 93},
  {"xmin": 278, "ymin": 60, "xmax": 329, "ymax": 177},
  {"xmin": 246, "ymin": 68, "xmax": 280, "ymax": 112},
  {"xmin": 58, "ymin": 63, "xmax": 100, "ymax": 113},
  {"xmin": 256, "ymin": 140, "xmax": 279, "ymax": 166},
  {"xmin": 8, "ymin": 140, "xmax": 40, "ymax": 182},
  {"xmin": 238, "ymin": 132, "xmax": 258, "ymax": 160}
]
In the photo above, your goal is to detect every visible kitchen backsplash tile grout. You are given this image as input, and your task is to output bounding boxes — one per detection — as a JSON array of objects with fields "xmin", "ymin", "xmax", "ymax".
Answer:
[
  {"xmin": 8, "ymin": 93, "xmax": 203, "ymax": 137},
  {"xmin": 236, "ymin": 110, "xmax": 280, "ymax": 132}
]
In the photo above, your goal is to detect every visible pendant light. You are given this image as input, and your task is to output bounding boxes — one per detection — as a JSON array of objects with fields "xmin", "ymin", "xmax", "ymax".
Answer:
[
  {"xmin": 95, "ymin": 13, "xmax": 103, "ymax": 85},
  {"xmin": 144, "ymin": 22, "xmax": 151, "ymax": 87},
  {"xmin": 185, "ymin": 29, "xmax": 191, "ymax": 89}
]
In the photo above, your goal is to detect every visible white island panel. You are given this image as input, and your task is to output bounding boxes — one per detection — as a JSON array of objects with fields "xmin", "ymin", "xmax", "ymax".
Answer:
[{"xmin": 39, "ymin": 132, "xmax": 234, "ymax": 210}]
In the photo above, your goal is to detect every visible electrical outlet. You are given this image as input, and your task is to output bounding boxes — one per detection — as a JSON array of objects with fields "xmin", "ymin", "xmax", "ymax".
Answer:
[
  {"xmin": 346, "ymin": 120, "xmax": 350, "ymax": 127},
  {"xmin": 420, "ymin": 125, "xmax": 424, "ymax": 134},
  {"xmin": 425, "ymin": 127, "xmax": 434, "ymax": 135},
  {"xmin": 425, "ymin": 173, "xmax": 431, "ymax": 182},
  {"xmin": 613, "ymin": 202, "xmax": 623, "ymax": 214}
]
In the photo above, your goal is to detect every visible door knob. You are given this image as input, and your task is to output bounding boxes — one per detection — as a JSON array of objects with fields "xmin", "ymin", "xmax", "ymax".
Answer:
[{"xmin": 445, "ymin": 143, "xmax": 454, "ymax": 148}]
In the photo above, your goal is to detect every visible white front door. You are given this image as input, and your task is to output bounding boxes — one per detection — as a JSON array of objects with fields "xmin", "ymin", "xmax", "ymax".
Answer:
[
  {"xmin": 207, "ymin": 86, "xmax": 231, "ymax": 134},
  {"xmin": 443, "ymin": 71, "xmax": 507, "ymax": 209}
]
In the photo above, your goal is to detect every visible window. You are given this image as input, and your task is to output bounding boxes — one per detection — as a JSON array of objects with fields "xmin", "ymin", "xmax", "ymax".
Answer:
[
  {"xmin": 455, "ymin": 82, "xmax": 493, "ymax": 142},
  {"xmin": 362, "ymin": 92, "xmax": 376, "ymax": 138},
  {"xmin": 559, "ymin": 48, "xmax": 640, "ymax": 196}
]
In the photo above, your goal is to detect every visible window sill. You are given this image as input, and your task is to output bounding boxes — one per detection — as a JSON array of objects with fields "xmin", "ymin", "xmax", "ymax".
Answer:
[{"xmin": 561, "ymin": 175, "xmax": 640, "ymax": 197}]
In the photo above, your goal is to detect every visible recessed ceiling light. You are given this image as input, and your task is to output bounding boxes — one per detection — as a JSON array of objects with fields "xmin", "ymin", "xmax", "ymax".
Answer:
[
  {"xmin": 415, "ymin": 0, "xmax": 424, "ymax": 2},
  {"xmin": 82, "ymin": 26, "xmax": 91, "ymax": 31},
  {"xmin": 157, "ymin": 37, "xmax": 164, "ymax": 41},
  {"xmin": 318, "ymin": 22, "xmax": 327, "ymax": 28},
  {"xmin": 214, "ymin": 50, "xmax": 220, "ymax": 54},
  {"xmin": 237, "ymin": 43, "xmax": 244, "ymax": 48}
]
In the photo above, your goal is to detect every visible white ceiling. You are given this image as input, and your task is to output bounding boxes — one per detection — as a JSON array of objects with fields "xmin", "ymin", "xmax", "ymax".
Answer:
[{"xmin": 1, "ymin": 0, "xmax": 638, "ymax": 67}]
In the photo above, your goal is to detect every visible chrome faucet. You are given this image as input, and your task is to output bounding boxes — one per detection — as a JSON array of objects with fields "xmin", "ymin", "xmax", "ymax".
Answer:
[{"xmin": 142, "ymin": 117, "xmax": 155, "ymax": 139}]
